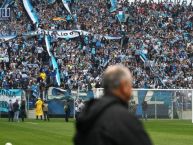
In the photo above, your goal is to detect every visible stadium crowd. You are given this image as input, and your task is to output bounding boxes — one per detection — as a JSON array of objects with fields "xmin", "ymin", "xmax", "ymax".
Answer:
[{"xmin": 0, "ymin": 0, "xmax": 193, "ymax": 96}]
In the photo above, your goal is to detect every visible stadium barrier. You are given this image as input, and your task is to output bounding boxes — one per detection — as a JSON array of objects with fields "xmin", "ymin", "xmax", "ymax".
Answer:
[
  {"xmin": 25, "ymin": 87, "xmax": 90, "ymax": 118},
  {"xmin": 27, "ymin": 87, "xmax": 192, "ymax": 121},
  {"xmin": 1, "ymin": 88, "xmax": 192, "ymax": 122},
  {"xmin": 95, "ymin": 88, "xmax": 193, "ymax": 121}
]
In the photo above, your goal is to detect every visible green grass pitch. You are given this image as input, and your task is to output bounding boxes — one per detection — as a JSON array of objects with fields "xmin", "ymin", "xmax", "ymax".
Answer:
[{"xmin": 0, "ymin": 119, "xmax": 193, "ymax": 145}]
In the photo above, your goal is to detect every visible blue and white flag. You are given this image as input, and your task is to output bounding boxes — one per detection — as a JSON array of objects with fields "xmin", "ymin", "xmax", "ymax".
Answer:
[
  {"xmin": 31, "ymin": 85, "xmax": 39, "ymax": 98},
  {"xmin": 110, "ymin": 0, "xmax": 117, "ymax": 12},
  {"xmin": 104, "ymin": 35, "xmax": 122, "ymax": 40},
  {"xmin": 45, "ymin": 35, "xmax": 52, "ymax": 56},
  {"xmin": 48, "ymin": 0, "xmax": 56, "ymax": 4},
  {"xmin": 45, "ymin": 35, "xmax": 61, "ymax": 86},
  {"xmin": 62, "ymin": 0, "xmax": 71, "ymax": 14},
  {"xmin": 51, "ymin": 56, "xmax": 61, "ymax": 86},
  {"xmin": 0, "ymin": 89, "xmax": 23, "ymax": 112},
  {"xmin": 0, "ymin": 35, "xmax": 17, "ymax": 42},
  {"xmin": 116, "ymin": 11, "xmax": 126, "ymax": 23},
  {"xmin": 22, "ymin": 0, "xmax": 39, "ymax": 27},
  {"xmin": 1, "ymin": 0, "xmax": 13, "ymax": 8}
]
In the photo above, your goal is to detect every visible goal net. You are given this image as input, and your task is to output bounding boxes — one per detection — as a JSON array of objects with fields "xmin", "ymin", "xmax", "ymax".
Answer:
[{"xmin": 95, "ymin": 88, "xmax": 193, "ymax": 122}]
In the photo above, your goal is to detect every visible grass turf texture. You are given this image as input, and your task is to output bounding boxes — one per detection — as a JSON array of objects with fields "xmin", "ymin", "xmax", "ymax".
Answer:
[{"xmin": 0, "ymin": 119, "xmax": 193, "ymax": 145}]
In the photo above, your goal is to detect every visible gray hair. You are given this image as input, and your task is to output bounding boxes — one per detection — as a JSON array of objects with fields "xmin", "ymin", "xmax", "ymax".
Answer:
[{"xmin": 102, "ymin": 64, "xmax": 132, "ymax": 95}]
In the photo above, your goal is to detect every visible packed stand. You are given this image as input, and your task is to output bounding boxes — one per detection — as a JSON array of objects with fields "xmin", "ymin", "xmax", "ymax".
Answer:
[{"xmin": 0, "ymin": 0, "xmax": 192, "ymax": 97}]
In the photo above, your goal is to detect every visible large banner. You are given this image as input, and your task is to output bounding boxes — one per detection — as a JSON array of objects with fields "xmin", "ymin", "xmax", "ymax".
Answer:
[
  {"xmin": 129, "ymin": 0, "xmax": 191, "ymax": 5},
  {"xmin": 48, "ymin": 87, "xmax": 74, "ymax": 100},
  {"xmin": 0, "ymin": 89, "xmax": 23, "ymax": 113},
  {"xmin": 23, "ymin": 29, "xmax": 122, "ymax": 40},
  {"xmin": 47, "ymin": 87, "xmax": 76, "ymax": 115},
  {"xmin": 47, "ymin": 87, "xmax": 94, "ymax": 115},
  {"xmin": 0, "ymin": 35, "xmax": 17, "ymax": 42},
  {"xmin": 0, "ymin": 8, "xmax": 11, "ymax": 20},
  {"xmin": 23, "ymin": 30, "xmax": 90, "ymax": 39}
]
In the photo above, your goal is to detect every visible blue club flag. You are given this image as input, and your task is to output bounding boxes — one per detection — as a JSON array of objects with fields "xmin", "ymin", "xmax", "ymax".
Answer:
[
  {"xmin": 110, "ymin": 0, "xmax": 117, "ymax": 12},
  {"xmin": 116, "ymin": 11, "xmax": 126, "ymax": 23},
  {"xmin": 62, "ymin": 0, "xmax": 72, "ymax": 14},
  {"xmin": 45, "ymin": 35, "xmax": 61, "ymax": 86},
  {"xmin": 48, "ymin": 0, "xmax": 56, "ymax": 4}
]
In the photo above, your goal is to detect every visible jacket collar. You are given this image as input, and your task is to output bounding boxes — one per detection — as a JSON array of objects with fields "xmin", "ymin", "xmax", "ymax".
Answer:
[{"xmin": 103, "ymin": 93, "xmax": 129, "ymax": 109}]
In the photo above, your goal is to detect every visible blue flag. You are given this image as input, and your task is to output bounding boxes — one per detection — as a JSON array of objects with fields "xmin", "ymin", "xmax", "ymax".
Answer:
[
  {"xmin": 48, "ymin": 0, "xmax": 56, "ymax": 4},
  {"xmin": 116, "ymin": 11, "xmax": 125, "ymax": 23},
  {"xmin": 110, "ymin": 0, "xmax": 117, "ymax": 12}
]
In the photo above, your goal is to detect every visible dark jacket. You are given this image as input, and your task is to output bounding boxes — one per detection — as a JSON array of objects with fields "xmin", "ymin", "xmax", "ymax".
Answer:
[
  {"xmin": 74, "ymin": 95, "xmax": 152, "ymax": 145},
  {"xmin": 20, "ymin": 101, "xmax": 26, "ymax": 111},
  {"xmin": 13, "ymin": 102, "xmax": 19, "ymax": 112},
  {"xmin": 142, "ymin": 101, "xmax": 148, "ymax": 111}
]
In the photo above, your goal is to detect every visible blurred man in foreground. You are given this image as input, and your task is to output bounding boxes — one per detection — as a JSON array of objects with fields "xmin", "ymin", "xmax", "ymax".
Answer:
[{"xmin": 74, "ymin": 65, "xmax": 152, "ymax": 145}]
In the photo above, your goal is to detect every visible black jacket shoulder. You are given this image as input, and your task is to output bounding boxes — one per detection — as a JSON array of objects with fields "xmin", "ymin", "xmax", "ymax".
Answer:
[
  {"xmin": 98, "ymin": 103, "xmax": 152, "ymax": 145},
  {"xmin": 74, "ymin": 96, "xmax": 152, "ymax": 145}
]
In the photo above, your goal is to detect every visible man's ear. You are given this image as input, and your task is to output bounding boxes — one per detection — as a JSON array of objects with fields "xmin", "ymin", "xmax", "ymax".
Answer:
[{"xmin": 119, "ymin": 80, "xmax": 126, "ymax": 92}]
